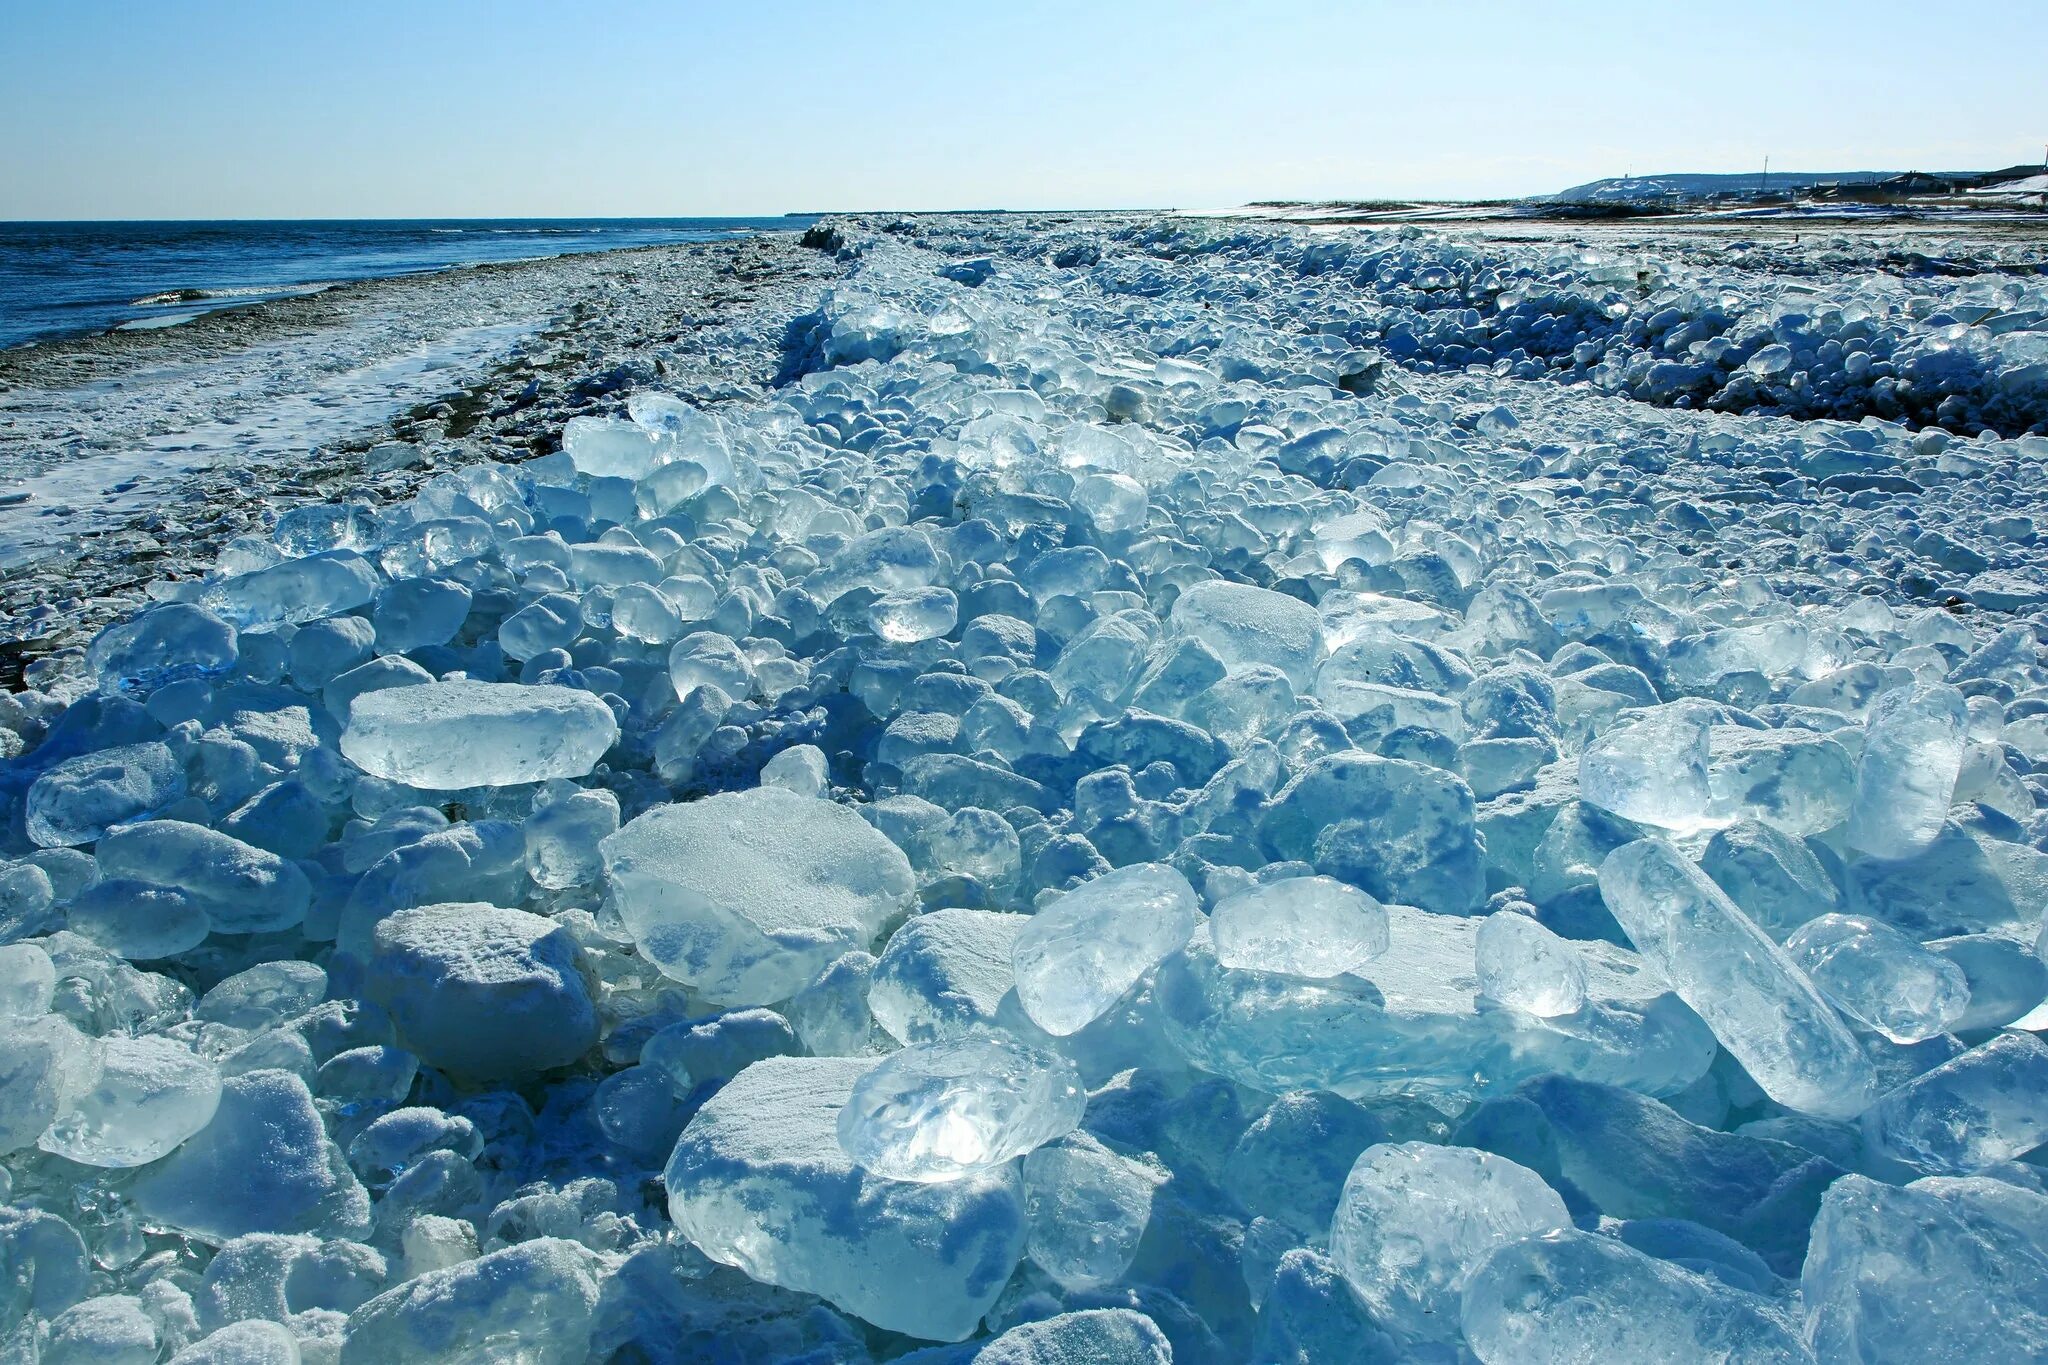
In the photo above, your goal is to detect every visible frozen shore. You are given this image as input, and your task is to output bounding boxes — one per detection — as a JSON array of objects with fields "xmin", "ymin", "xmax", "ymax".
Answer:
[
  {"xmin": 0, "ymin": 233, "xmax": 845, "ymax": 672},
  {"xmin": 1, "ymin": 208, "xmax": 2046, "ymax": 1361}
]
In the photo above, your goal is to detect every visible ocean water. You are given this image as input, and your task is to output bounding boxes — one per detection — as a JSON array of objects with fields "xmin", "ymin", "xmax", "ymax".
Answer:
[{"xmin": 0, "ymin": 217, "xmax": 816, "ymax": 350}]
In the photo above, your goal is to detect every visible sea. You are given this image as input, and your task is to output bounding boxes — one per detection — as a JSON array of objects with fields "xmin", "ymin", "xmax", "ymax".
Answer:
[{"xmin": 0, "ymin": 217, "xmax": 816, "ymax": 351}]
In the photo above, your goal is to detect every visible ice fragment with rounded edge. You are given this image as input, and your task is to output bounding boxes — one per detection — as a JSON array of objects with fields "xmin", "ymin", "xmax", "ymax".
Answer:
[
  {"xmin": 868, "ymin": 586, "xmax": 958, "ymax": 643},
  {"xmin": 1022, "ymin": 1132, "xmax": 1161, "ymax": 1291},
  {"xmin": 836, "ymin": 1032, "xmax": 1084, "ymax": 1182},
  {"xmin": 39, "ymin": 1035, "xmax": 220, "ymax": 1167},
  {"xmin": 131, "ymin": 1069, "xmax": 370, "ymax": 1246},
  {"xmin": 1170, "ymin": 579, "xmax": 1324, "ymax": 689},
  {"xmin": 1461, "ymin": 1229, "xmax": 1815, "ymax": 1364},
  {"xmin": 666, "ymin": 1055, "xmax": 1026, "ymax": 1341},
  {"xmin": 601, "ymin": 787, "xmax": 915, "ymax": 1006},
  {"xmin": 1328, "ymin": 1141, "xmax": 1570, "ymax": 1343},
  {"xmin": 1784, "ymin": 912, "xmax": 1969, "ymax": 1043},
  {"xmin": 87, "ymin": 602, "xmax": 237, "ymax": 695},
  {"xmin": 1579, "ymin": 704, "xmax": 1716, "ymax": 831},
  {"xmin": 1210, "ymin": 874, "xmax": 1388, "ymax": 978},
  {"xmin": 365, "ymin": 902, "xmax": 598, "ymax": 1084},
  {"xmin": 1012, "ymin": 861, "xmax": 1201, "ymax": 1035},
  {"xmin": 1600, "ymin": 838, "xmax": 1877, "ymax": 1119},
  {"xmin": 1865, "ymin": 1030, "xmax": 2048, "ymax": 1174},
  {"xmin": 340, "ymin": 680, "xmax": 618, "ymax": 789},
  {"xmin": 1847, "ymin": 683, "xmax": 1967, "ymax": 858},
  {"xmin": 1475, "ymin": 911, "xmax": 1588, "ymax": 1017},
  {"xmin": 25, "ymin": 742, "xmax": 186, "ymax": 847}
]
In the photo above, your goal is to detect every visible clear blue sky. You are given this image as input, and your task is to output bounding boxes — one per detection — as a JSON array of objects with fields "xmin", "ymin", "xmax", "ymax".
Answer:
[{"xmin": 3, "ymin": 0, "xmax": 2042, "ymax": 219}]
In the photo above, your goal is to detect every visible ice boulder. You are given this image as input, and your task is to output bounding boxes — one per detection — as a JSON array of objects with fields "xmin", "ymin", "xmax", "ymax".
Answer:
[
  {"xmin": 131, "ymin": 1069, "xmax": 370, "ymax": 1245},
  {"xmin": 836, "ymin": 1033, "xmax": 1084, "ymax": 1182},
  {"xmin": 364, "ymin": 903, "xmax": 598, "ymax": 1083},
  {"xmin": 1600, "ymin": 839, "xmax": 1877, "ymax": 1119},
  {"xmin": 1011, "ymin": 862, "xmax": 1201, "ymax": 1036},
  {"xmin": 25, "ymin": 741, "xmax": 186, "ymax": 847},
  {"xmin": 666, "ymin": 1056, "xmax": 1027, "ymax": 1341},
  {"xmin": 1462, "ymin": 1229, "xmax": 1814, "ymax": 1363},
  {"xmin": 1170, "ymin": 580, "xmax": 1324, "ymax": 689},
  {"xmin": 869, "ymin": 908, "xmax": 1028, "ymax": 1044},
  {"xmin": 1329, "ymin": 1142, "xmax": 1570, "ymax": 1344},
  {"xmin": 340, "ymin": 681, "xmax": 618, "ymax": 789},
  {"xmin": 1209, "ymin": 874, "xmax": 1389, "ymax": 979},
  {"xmin": 1803, "ymin": 1173, "xmax": 2048, "ymax": 1364},
  {"xmin": 602, "ymin": 788, "xmax": 915, "ymax": 1006},
  {"xmin": 39, "ymin": 1034, "xmax": 220, "ymax": 1167},
  {"xmin": 341, "ymin": 1238, "xmax": 600, "ymax": 1365},
  {"xmin": 974, "ymin": 1309, "xmax": 1172, "ymax": 1364},
  {"xmin": 97, "ymin": 820, "xmax": 312, "ymax": 935},
  {"xmin": 87, "ymin": 603, "xmax": 238, "ymax": 695}
]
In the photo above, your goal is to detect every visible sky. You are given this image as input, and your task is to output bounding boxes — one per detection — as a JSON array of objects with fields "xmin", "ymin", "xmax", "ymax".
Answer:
[{"xmin": 3, "ymin": 0, "xmax": 2043, "ymax": 219}]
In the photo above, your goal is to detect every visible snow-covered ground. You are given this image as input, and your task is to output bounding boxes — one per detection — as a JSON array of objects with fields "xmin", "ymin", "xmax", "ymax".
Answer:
[{"xmin": 0, "ymin": 213, "xmax": 2046, "ymax": 1363}]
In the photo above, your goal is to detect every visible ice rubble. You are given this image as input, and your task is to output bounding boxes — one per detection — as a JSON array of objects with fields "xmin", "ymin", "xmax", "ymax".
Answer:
[{"xmin": 0, "ymin": 212, "xmax": 2044, "ymax": 1363}]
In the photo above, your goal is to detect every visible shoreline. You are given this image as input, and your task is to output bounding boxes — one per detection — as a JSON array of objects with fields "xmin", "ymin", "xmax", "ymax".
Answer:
[{"xmin": 0, "ymin": 232, "xmax": 847, "ymax": 675}]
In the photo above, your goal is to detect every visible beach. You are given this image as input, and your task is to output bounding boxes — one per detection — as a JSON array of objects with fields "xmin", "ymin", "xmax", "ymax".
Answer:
[{"xmin": 0, "ymin": 230, "xmax": 844, "ymax": 673}]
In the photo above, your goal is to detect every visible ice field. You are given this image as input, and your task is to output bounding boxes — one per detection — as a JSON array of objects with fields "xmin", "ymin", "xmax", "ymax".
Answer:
[{"xmin": 1, "ymin": 211, "xmax": 2046, "ymax": 1362}]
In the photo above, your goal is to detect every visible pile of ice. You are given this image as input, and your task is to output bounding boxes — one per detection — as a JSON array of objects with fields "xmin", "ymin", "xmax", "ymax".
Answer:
[
  {"xmin": 0, "ymin": 214, "xmax": 2045, "ymax": 1363},
  {"xmin": 1105, "ymin": 219, "xmax": 2048, "ymax": 438}
]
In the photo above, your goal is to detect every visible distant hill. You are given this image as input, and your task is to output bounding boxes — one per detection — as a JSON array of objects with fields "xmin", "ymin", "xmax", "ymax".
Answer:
[
  {"xmin": 1547, "ymin": 167, "xmax": 2043, "ymax": 206},
  {"xmin": 1548, "ymin": 171, "xmax": 1897, "ymax": 203}
]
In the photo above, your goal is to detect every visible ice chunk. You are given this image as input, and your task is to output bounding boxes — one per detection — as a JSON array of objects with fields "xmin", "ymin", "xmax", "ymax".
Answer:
[
  {"xmin": 97, "ymin": 820, "xmax": 312, "ymax": 935},
  {"xmin": 0, "ymin": 1204, "xmax": 90, "ymax": 1329},
  {"xmin": 1600, "ymin": 839, "xmax": 1877, "ymax": 1119},
  {"xmin": 1170, "ymin": 580, "xmax": 1324, "ymax": 688},
  {"xmin": 1328, "ymin": 1142, "xmax": 1569, "ymax": 1343},
  {"xmin": 0, "ymin": 943, "xmax": 55, "ymax": 1018},
  {"xmin": 1021, "ymin": 1132, "xmax": 1161, "ymax": 1291},
  {"xmin": 1579, "ymin": 705, "xmax": 1715, "ymax": 832},
  {"xmin": 198, "ymin": 961, "xmax": 328, "ymax": 1032},
  {"xmin": 563, "ymin": 414, "xmax": 665, "ymax": 480},
  {"xmin": 340, "ymin": 681, "xmax": 618, "ymax": 789},
  {"xmin": 341, "ymin": 1239, "xmax": 599, "ymax": 1365},
  {"xmin": 1864, "ymin": 1030, "xmax": 2048, "ymax": 1174},
  {"xmin": 1475, "ymin": 911, "xmax": 1588, "ymax": 1017},
  {"xmin": 132, "ymin": 1069, "xmax": 370, "ymax": 1245},
  {"xmin": 1783, "ymin": 912, "xmax": 1969, "ymax": 1043},
  {"xmin": 1461, "ymin": 1229, "xmax": 1813, "ymax": 1364},
  {"xmin": 1803, "ymin": 1173, "xmax": 2048, "ymax": 1363},
  {"xmin": 869, "ymin": 587, "xmax": 959, "ymax": 643},
  {"xmin": 0, "ymin": 1015, "xmax": 101, "ymax": 1154},
  {"xmin": 87, "ymin": 603, "xmax": 237, "ymax": 695},
  {"xmin": 602, "ymin": 787, "xmax": 916, "ymax": 1006},
  {"xmin": 521, "ymin": 785, "xmax": 620, "ymax": 890},
  {"xmin": 1224, "ymin": 1090, "xmax": 1387, "ymax": 1235},
  {"xmin": 167, "ymin": 1320, "xmax": 302, "ymax": 1365},
  {"xmin": 202, "ymin": 552, "xmax": 381, "ymax": 633},
  {"xmin": 26, "ymin": 741, "xmax": 186, "ymax": 847},
  {"xmin": 1209, "ymin": 875, "xmax": 1388, "ymax": 979},
  {"xmin": 975, "ymin": 1309, "xmax": 1172, "ymax": 1364},
  {"xmin": 1261, "ymin": 752, "xmax": 1485, "ymax": 914},
  {"xmin": 365, "ymin": 903, "xmax": 598, "ymax": 1083},
  {"xmin": 869, "ymin": 907, "xmax": 1027, "ymax": 1044},
  {"xmin": 760, "ymin": 743, "xmax": 830, "ymax": 798},
  {"xmin": 1846, "ymin": 683, "xmax": 1967, "ymax": 859},
  {"xmin": 666, "ymin": 1055, "xmax": 1026, "ymax": 1340},
  {"xmin": 836, "ymin": 1032, "xmax": 1083, "ymax": 1182},
  {"xmin": 66, "ymin": 879, "xmax": 210, "ymax": 958},
  {"xmin": 41, "ymin": 1294, "xmax": 157, "ymax": 1365},
  {"xmin": 1011, "ymin": 862, "xmax": 1201, "ymax": 1035},
  {"xmin": 39, "ymin": 1035, "xmax": 220, "ymax": 1167}
]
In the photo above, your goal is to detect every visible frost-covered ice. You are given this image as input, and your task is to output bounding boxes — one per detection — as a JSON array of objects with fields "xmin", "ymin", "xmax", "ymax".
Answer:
[{"xmin": 0, "ymin": 210, "xmax": 2045, "ymax": 1361}]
